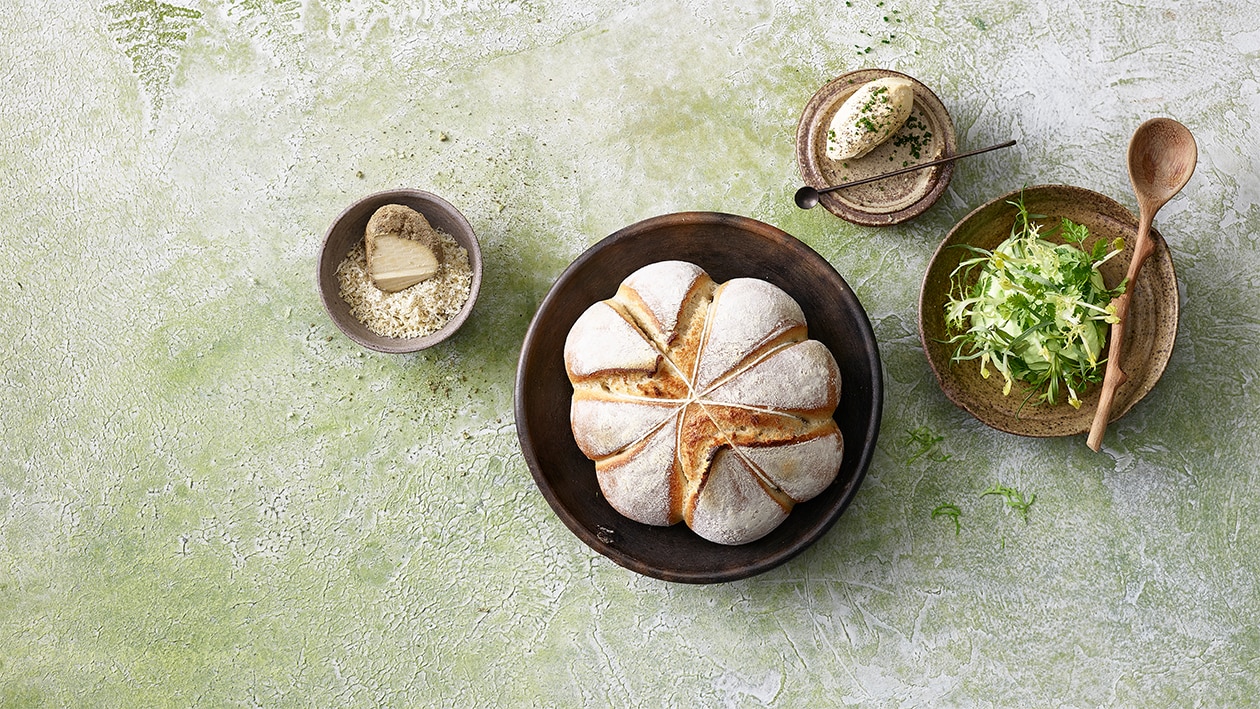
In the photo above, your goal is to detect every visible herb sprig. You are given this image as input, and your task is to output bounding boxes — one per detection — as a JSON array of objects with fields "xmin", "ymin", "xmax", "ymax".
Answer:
[
  {"xmin": 931, "ymin": 503, "xmax": 962, "ymax": 535},
  {"xmin": 980, "ymin": 483, "xmax": 1036, "ymax": 522},
  {"xmin": 904, "ymin": 426, "xmax": 951, "ymax": 464}
]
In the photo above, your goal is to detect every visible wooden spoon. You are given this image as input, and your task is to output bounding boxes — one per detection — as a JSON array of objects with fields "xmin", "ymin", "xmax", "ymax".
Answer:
[{"xmin": 1087, "ymin": 118, "xmax": 1196, "ymax": 451}]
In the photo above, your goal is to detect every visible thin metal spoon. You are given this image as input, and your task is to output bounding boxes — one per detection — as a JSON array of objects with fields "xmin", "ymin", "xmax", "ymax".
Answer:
[
  {"xmin": 794, "ymin": 139, "xmax": 1017, "ymax": 209},
  {"xmin": 1087, "ymin": 118, "xmax": 1197, "ymax": 452}
]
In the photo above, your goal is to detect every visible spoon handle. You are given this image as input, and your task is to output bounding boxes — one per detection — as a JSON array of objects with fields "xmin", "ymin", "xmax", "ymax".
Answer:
[
  {"xmin": 1086, "ymin": 212, "xmax": 1159, "ymax": 451},
  {"xmin": 816, "ymin": 139, "xmax": 1017, "ymax": 194}
]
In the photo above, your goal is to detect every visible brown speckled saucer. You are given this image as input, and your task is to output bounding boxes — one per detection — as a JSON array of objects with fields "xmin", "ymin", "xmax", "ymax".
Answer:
[
  {"xmin": 919, "ymin": 185, "xmax": 1179, "ymax": 437},
  {"xmin": 796, "ymin": 69, "xmax": 957, "ymax": 226}
]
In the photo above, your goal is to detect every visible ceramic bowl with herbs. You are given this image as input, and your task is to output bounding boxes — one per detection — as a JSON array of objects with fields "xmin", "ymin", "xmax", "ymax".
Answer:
[
  {"xmin": 919, "ymin": 184, "xmax": 1179, "ymax": 437},
  {"xmin": 318, "ymin": 188, "xmax": 482, "ymax": 354}
]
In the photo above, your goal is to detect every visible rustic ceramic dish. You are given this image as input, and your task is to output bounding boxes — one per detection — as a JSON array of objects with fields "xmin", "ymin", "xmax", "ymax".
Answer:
[
  {"xmin": 318, "ymin": 188, "xmax": 483, "ymax": 354},
  {"xmin": 796, "ymin": 69, "xmax": 958, "ymax": 226},
  {"xmin": 515, "ymin": 212, "xmax": 883, "ymax": 583},
  {"xmin": 919, "ymin": 185, "xmax": 1179, "ymax": 437}
]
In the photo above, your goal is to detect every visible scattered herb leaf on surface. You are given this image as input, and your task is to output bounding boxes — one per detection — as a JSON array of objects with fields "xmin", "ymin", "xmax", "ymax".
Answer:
[
  {"xmin": 904, "ymin": 426, "xmax": 951, "ymax": 463},
  {"xmin": 980, "ymin": 483, "xmax": 1036, "ymax": 522},
  {"xmin": 931, "ymin": 503, "xmax": 962, "ymax": 535}
]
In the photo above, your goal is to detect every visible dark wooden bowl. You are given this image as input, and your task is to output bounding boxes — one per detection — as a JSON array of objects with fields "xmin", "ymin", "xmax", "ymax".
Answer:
[
  {"xmin": 919, "ymin": 185, "xmax": 1179, "ymax": 437},
  {"xmin": 317, "ymin": 188, "xmax": 483, "ymax": 354},
  {"xmin": 514, "ymin": 212, "xmax": 883, "ymax": 583}
]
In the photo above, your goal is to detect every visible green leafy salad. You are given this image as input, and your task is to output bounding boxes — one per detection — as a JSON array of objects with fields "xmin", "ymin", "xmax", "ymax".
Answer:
[{"xmin": 944, "ymin": 197, "xmax": 1127, "ymax": 409}]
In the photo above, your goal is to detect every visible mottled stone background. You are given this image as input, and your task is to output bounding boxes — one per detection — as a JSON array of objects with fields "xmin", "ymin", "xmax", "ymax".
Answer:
[{"xmin": 3, "ymin": 0, "xmax": 1259, "ymax": 706}]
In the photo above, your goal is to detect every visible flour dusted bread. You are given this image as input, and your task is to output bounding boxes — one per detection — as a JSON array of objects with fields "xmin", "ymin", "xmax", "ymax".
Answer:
[{"xmin": 563, "ymin": 260, "xmax": 844, "ymax": 545}]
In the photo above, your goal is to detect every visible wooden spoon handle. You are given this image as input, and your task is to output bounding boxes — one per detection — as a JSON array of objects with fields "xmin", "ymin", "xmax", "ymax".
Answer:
[
  {"xmin": 1087, "ymin": 293, "xmax": 1132, "ymax": 450},
  {"xmin": 1086, "ymin": 216, "xmax": 1157, "ymax": 451}
]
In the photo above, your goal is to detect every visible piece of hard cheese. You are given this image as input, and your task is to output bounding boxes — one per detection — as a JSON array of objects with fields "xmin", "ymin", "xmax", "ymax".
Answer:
[
  {"xmin": 368, "ymin": 234, "xmax": 441, "ymax": 291},
  {"xmin": 364, "ymin": 204, "xmax": 445, "ymax": 292}
]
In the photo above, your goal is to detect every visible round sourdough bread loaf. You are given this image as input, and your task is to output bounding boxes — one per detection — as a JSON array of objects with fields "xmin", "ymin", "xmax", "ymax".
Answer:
[{"xmin": 563, "ymin": 260, "xmax": 844, "ymax": 545}]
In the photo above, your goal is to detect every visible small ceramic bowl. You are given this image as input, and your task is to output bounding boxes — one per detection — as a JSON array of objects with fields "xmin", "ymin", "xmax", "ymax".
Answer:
[
  {"xmin": 515, "ymin": 212, "xmax": 883, "ymax": 583},
  {"xmin": 318, "ymin": 188, "xmax": 483, "ymax": 354},
  {"xmin": 919, "ymin": 185, "xmax": 1179, "ymax": 437},
  {"xmin": 796, "ymin": 69, "xmax": 957, "ymax": 226}
]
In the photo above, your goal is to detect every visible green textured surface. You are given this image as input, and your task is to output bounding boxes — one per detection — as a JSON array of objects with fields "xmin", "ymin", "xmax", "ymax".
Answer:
[{"xmin": 3, "ymin": 1, "xmax": 1259, "ymax": 705}]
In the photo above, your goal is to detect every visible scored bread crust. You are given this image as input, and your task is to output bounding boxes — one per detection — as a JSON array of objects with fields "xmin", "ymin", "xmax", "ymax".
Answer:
[{"xmin": 563, "ymin": 260, "xmax": 844, "ymax": 545}]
